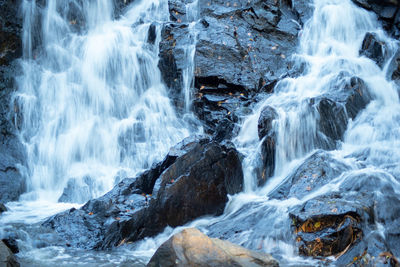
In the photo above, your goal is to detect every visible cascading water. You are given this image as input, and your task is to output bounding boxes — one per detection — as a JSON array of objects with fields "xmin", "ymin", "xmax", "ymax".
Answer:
[
  {"xmin": 1, "ymin": 0, "xmax": 400, "ymax": 265},
  {"xmin": 13, "ymin": 0, "xmax": 191, "ymax": 206},
  {"xmin": 137, "ymin": 0, "xmax": 400, "ymax": 265}
]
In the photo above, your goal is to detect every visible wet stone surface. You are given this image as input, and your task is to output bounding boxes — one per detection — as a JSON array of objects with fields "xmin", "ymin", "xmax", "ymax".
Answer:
[{"xmin": 42, "ymin": 136, "xmax": 243, "ymax": 250}]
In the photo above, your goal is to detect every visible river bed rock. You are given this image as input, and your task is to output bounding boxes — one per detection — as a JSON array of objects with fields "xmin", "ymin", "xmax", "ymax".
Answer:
[{"xmin": 147, "ymin": 228, "xmax": 279, "ymax": 267}]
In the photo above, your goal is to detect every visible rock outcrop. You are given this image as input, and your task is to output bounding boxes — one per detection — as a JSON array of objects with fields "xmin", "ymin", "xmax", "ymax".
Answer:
[
  {"xmin": 44, "ymin": 137, "xmax": 244, "ymax": 249},
  {"xmin": 0, "ymin": 0, "xmax": 26, "ymax": 203},
  {"xmin": 159, "ymin": 0, "xmax": 312, "ymax": 139},
  {"xmin": 147, "ymin": 228, "xmax": 279, "ymax": 267}
]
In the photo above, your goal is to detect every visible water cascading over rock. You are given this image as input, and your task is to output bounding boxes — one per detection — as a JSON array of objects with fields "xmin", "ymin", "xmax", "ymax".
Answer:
[{"xmin": 13, "ymin": 0, "xmax": 192, "ymax": 205}]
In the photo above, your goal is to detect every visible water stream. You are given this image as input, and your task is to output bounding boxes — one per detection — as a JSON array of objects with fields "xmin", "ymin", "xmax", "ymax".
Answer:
[{"xmin": 1, "ymin": 0, "xmax": 400, "ymax": 266}]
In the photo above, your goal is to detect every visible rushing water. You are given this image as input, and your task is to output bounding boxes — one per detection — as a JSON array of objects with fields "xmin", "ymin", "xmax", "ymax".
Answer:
[
  {"xmin": 14, "ymin": 0, "xmax": 194, "ymax": 204},
  {"xmin": 2, "ymin": 0, "xmax": 196, "ymax": 265},
  {"xmin": 1, "ymin": 0, "xmax": 400, "ymax": 266}
]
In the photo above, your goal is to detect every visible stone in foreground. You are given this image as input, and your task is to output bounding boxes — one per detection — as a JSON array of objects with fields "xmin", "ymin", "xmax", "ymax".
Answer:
[{"xmin": 147, "ymin": 228, "xmax": 279, "ymax": 267}]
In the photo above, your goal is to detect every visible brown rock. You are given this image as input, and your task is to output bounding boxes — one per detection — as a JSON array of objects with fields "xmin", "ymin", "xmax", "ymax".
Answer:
[{"xmin": 147, "ymin": 228, "xmax": 279, "ymax": 267}]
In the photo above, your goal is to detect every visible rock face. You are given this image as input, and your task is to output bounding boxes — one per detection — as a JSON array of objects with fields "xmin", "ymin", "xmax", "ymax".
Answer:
[
  {"xmin": 0, "ymin": 241, "xmax": 19, "ymax": 267},
  {"xmin": 0, "ymin": 0, "xmax": 26, "ymax": 203},
  {"xmin": 44, "ymin": 137, "xmax": 243, "ymax": 249},
  {"xmin": 159, "ymin": 0, "xmax": 312, "ymax": 138},
  {"xmin": 147, "ymin": 228, "xmax": 279, "ymax": 267}
]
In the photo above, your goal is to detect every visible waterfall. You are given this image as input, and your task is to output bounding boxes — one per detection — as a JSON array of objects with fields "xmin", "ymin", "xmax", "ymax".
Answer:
[
  {"xmin": 235, "ymin": 0, "xmax": 400, "ymax": 194},
  {"xmin": 13, "ymin": 0, "xmax": 191, "ymax": 204},
  {"xmin": 1, "ymin": 0, "xmax": 400, "ymax": 265}
]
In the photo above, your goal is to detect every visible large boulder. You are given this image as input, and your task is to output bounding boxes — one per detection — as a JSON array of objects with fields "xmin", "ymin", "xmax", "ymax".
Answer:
[
  {"xmin": 359, "ymin": 32, "xmax": 389, "ymax": 68},
  {"xmin": 289, "ymin": 171, "xmax": 400, "ymax": 265},
  {"xmin": 147, "ymin": 228, "xmax": 279, "ymax": 267},
  {"xmin": 0, "ymin": 0, "xmax": 27, "ymax": 203},
  {"xmin": 159, "ymin": 0, "xmax": 312, "ymax": 139},
  {"xmin": 311, "ymin": 75, "xmax": 372, "ymax": 148},
  {"xmin": 0, "ymin": 241, "xmax": 19, "ymax": 267},
  {"xmin": 43, "ymin": 137, "xmax": 243, "ymax": 249},
  {"xmin": 101, "ymin": 138, "xmax": 243, "ymax": 248}
]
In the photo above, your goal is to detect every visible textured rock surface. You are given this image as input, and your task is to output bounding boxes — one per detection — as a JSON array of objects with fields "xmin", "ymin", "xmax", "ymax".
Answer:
[
  {"xmin": 159, "ymin": 0, "xmax": 312, "ymax": 138},
  {"xmin": 43, "ymin": 137, "xmax": 243, "ymax": 249},
  {"xmin": 0, "ymin": 0, "xmax": 26, "ymax": 203},
  {"xmin": 147, "ymin": 228, "xmax": 279, "ymax": 267},
  {"xmin": 289, "ymin": 171, "xmax": 400, "ymax": 265},
  {"xmin": 269, "ymin": 150, "xmax": 350, "ymax": 200}
]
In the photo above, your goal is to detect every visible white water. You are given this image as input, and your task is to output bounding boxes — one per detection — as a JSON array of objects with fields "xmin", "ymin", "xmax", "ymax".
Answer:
[
  {"xmin": 137, "ymin": 0, "xmax": 400, "ymax": 265},
  {"xmin": 2, "ymin": 0, "xmax": 400, "ymax": 266},
  {"xmin": 13, "ymin": 0, "xmax": 193, "ymax": 205}
]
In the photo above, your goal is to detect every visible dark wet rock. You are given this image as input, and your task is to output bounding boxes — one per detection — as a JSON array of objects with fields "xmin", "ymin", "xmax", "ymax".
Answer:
[
  {"xmin": 310, "ymin": 76, "xmax": 372, "ymax": 148},
  {"xmin": 101, "ymin": 138, "xmax": 243, "ymax": 248},
  {"xmin": 0, "ymin": 240, "xmax": 19, "ymax": 267},
  {"xmin": 0, "ymin": 0, "xmax": 22, "ymax": 66},
  {"xmin": 269, "ymin": 150, "xmax": 350, "ymax": 200},
  {"xmin": 352, "ymin": 0, "xmax": 400, "ymax": 37},
  {"xmin": 314, "ymin": 98, "xmax": 348, "ymax": 146},
  {"xmin": 43, "ymin": 136, "xmax": 186, "ymax": 248},
  {"xmin": 388, "ymin": 48, "xmax": 400, "ymax": 82},
  {"xmin": 58, "ymin": 176, "xmax": 97, "ymax": 204},
  {"xmin": 288, "ymin": 171, "xmax": 400, "ymax": 264},
  {"xmin": 113, "ymin": 0, "xmax": 137, "ymax": 18},
  {"xmin": 147, "ymin": 23, "xmax": 157, "ymax": 45},
  {"xmin": 147, "ymin": 228, "xmax": 279, "ymax": 267},
  {"xmin": 0, "ymin": 0, "xmax": 27, "ymax": 203},
  {"xmin": 290, "ymin": 197, "xmax": 363, "ymax": 258},
  {"xmin": 0, "ymin": 128, "xmax": 27, "ymax": 203},
  {"xmin": 258, "ymin": 106, "xmax": 278, "ymax": 140},
  {"xmin": 360, "ymin": 32, "xmax": 389, "ymax": 68},
  {"xmin": 343, "ymin": 77, "xmax": 373, "ymax": 120},
  {"xmin": 0, "ymin": 203, "xmax": 6, "ymax": 214},
  {"xmin": 257, "ymin": 106, "xmax": 278, "ymax": 186},
  {"xmin": 159, "ymin": 0, "xmax": 309, "ymax": 138},
  {"xmin": 1, "ymin": 237, "xmax": 19, "ymax": 254},
  {"xmin": 44, "ymin": 137, "xmax": 243, "ymax": 249}
]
